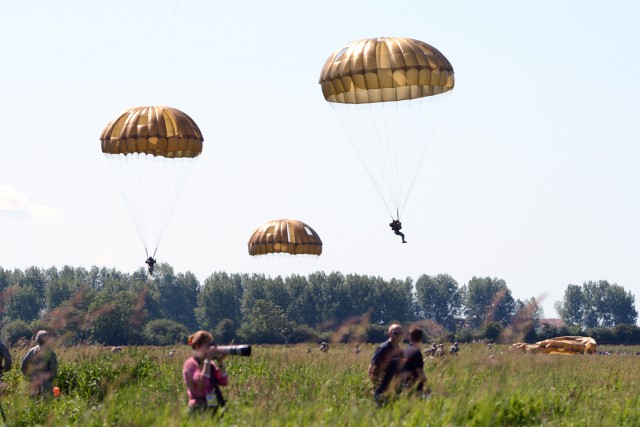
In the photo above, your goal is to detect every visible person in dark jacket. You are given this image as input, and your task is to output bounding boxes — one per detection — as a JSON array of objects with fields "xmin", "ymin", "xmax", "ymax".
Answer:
[
  {"xmin": 145, "ymin": 257, "xmax": 156, "ymax": 275},
  {"xmin": 389, "ymin": 220, "xmax": 407, "ymax": 243},
  {"xmin": 401, "ymin": 327, "xmax": 428, "ymax": 396},
  {"xmin": 368, "ymin": 324, "xmax": 404, "ymax": 406},
  {"xmin": 21, "ymin": 330, "xmax": 58, "ymax": 399},
  {"xmin": 0, "ymin": 339, "xmax": 12, "ymax": 379}
]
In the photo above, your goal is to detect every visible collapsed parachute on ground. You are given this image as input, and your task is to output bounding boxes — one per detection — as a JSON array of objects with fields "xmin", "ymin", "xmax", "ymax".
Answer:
[
  {"xmin": 509, "ymin": 336, "xmax": 597, "ymax": 355},
  {"xmin": 320, "ymin": 37, "xmax": 454, "ymax": 220},
  {"xmin": 101, "ymin": 106, "xmax": 203, "ymax": 259}
]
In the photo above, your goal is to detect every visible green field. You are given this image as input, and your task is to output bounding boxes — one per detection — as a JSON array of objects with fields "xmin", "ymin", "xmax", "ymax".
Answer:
[{"xmin": 2, "ymin": 343, "xmax": 639, "ymax": 426}]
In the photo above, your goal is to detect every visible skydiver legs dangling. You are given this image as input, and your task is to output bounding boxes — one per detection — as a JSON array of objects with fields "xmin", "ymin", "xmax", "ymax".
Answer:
[
  {"xmin": 389, "ymin": 219, "xmax": 407, "ymax": 243},
  {"xmin": 145, "ymin": 256, "xmax": 156, "ymax": 275}
]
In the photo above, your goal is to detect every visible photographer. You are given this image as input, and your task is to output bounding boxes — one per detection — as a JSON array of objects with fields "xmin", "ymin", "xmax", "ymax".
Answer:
[{"xmin": 182, "ymin": 331, "xmax": 229, "ymax": 414}]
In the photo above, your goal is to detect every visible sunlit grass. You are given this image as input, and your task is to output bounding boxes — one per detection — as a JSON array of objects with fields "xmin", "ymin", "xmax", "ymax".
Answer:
[{"xmin": 1, "ymin": 343, "xmax": 638, "ymax": 426}]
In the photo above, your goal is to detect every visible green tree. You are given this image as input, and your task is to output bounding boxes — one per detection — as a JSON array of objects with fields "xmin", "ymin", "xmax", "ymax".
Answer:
[
  {"xmin": 555, "ymin": 284, "xmax": 584, "ymax": 326},
  {"xmin": 44, "ymin": 265, "xmax": 86, "ymax": 311},
  {"xmin": 238, "ymin": 299, "xmax": 288, "ymax": 344},
  {"xmin": 2, "ymin": 319, "xmax": 32, "ymax": 345},
  {"xmin": 313, "ymin": 271, "xmax": 350, "ymax": 325},
  {"xmin": 463, "ymin": 277, "xmax": 515, "ymax": 328},
  {"xmin": 285, "ymin": 275, "xmax": 319, "ymax": 326},
  {"xmin": 374, "ymin": 277, "xmax": 414, "ymax": 324},
  {"xmin": 557, "ymin": 281, "xmax": 637, "ymax": 328},
  {"xmin": 214, "ymin": 318, "xmax": 236, "ymax": 344},
  {"xmin": 43, "ymin": 285, "xmax": 96, "ymax": 345},
  {"xmin": 151, "ymin": 264, "xmax": 200, "ymax": 330},
  {"xmin": 0, "ymin": 267, "xmax": 11, "ymax": 294},
  {"xmin": 4, "ymin": 285, "xmax": 42, "ymax": 322},
  {"xmin": 143, "ymin": 319, "xmax": 188, "ymax": 346},
  {"xmin": 89, "ymin": 290, "xmax": 146, "ymax": 345},
  {"xmin": 415, "ymin": 274, "xmax": 462, "ymax": 331},
  {"xmin": 196, "ymin": 272, "xmax": 242, "ymax": 331}
]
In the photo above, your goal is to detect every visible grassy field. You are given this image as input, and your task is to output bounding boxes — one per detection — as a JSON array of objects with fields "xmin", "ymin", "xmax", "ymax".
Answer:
[{"xmin": 1, "ymin": 343, "xmax": 638, "ymax": 426}]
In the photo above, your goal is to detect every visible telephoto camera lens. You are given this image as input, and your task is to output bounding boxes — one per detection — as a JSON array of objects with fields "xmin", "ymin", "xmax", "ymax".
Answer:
[{"xmin": 216, "ymin": 344, "xmax": 251, "ymax": 357}]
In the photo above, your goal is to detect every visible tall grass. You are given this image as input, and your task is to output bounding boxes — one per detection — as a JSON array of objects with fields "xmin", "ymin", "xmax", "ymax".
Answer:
[{"xmin": 2, "ymin": 344, "xmax": 638, "ymax": 426}]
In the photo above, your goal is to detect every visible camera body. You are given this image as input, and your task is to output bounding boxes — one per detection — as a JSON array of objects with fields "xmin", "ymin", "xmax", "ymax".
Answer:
[{"xmin": 215, "ymin": 344, "xmax": 251, "ymax": 357}]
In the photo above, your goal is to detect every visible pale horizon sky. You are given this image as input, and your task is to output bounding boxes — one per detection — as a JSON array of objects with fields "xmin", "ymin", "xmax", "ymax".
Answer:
[{"xmin": 1, "ymin": 1, "xmax": 639, "ymax": 320}]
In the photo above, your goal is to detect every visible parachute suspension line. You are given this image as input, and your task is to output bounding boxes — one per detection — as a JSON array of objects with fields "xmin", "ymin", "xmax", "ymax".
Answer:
[
  {"xmin": 330, "ymin": 103, "xmax": 394, "ymax": 219},
  {"xmin": 152, "ymin": 156, "xmax": 196, "ymax": 253},
  {"xmin": 106, "ymin": 154, "xmax": 147, "ymax": 252},
  {"xmin": 106, "ymin": 153, "xmax": 197, "ymax": 258},
  {"xmin": 399, "ymin": 93, "xmax": 451, "ymax": 213}
]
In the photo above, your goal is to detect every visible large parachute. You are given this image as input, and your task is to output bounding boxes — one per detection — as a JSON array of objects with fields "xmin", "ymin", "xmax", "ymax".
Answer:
[
  {"xmin": 320, "ymin": 37, "xmax": 454, "ymax": 220},
  {"xmin": 509, "ymin": 336, "xmax": 597, "ymax": 355},
  {"xmin": 248, "ymin": 219, "xmax": 322, "ymax": 276},
  {"xmin": 101, "ymin": 106, "xmax": 203, "ymax": 259}
]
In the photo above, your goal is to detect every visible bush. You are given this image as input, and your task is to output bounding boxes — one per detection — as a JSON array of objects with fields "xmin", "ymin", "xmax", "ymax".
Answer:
[
  {"xmin": 289, "ymin": 324, "xmax": 319, "ymax": 343},
  {"xmin": 2, "ymin": 320, "xmax": 32, "ymax": 346},
  {"xmin": 455, "ymin": 327, "xmax": 479, "ymax": 343},
  {"xmin": 613, "ymin": 323, "xmax": 640, "ymax": 344},
  {"xmin": 482, "ymin": 322, "xmax": 503, "ymax": 342},
  {"xmin": 365, "ymin": 324, "xmax": 387, "ymax": 343},
  {"xmin": 143, "ymin": 319, "xmax": 188, "ymax": 346}
]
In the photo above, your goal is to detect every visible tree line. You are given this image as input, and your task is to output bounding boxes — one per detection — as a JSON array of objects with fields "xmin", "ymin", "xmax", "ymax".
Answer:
[{"xmin": 0, "ymin": 265, "xmax": 637, "ymax": 346}]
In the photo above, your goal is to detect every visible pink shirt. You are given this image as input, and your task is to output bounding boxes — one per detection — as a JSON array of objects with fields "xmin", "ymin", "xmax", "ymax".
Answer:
[{"xmin": 182, "ymin": 356, "xmax": 229, "ymax": 407}]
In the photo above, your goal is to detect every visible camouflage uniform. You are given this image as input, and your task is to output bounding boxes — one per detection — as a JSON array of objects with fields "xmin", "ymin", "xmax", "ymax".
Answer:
[{"xmin": 21, "ymin": 345, "xmax": 58, "ymax": 398}]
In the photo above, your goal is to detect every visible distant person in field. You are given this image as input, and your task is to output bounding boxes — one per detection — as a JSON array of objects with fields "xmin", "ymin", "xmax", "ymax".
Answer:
[
  {"xmin": 281, "ymin": 327, "xmax": 290, "ymax": 346},
  {"xmin": 21, "ymin": 330, "xmax": 58, "ymax": 399},
  {"xmin": 389, "ymin": 219, "xmax": 407, "ymax": 243},
  {"xmin": 449, "ymin": 342, "xmax": 460, "ymax": 355},
  {"xmin": 0, "ymin": 338, "xmax": 12, "ymax": 379},
  {"xmin": 400, "ymin": 327, "xmax": 428, "ymax": 396},
  {"xmin": 183, "ymin": 330, "xmax": 229, "ymax": 415},
  {"xmin": 368, "ymin": 324, "xmax": 404, "ymax": 406},
  {"xmin": 425, "ymin": 342, "xmax": 437, "ymax": 357},
  {"xmin": 145, "ymin": 257, "xmax": 156, "ymax": 275}
]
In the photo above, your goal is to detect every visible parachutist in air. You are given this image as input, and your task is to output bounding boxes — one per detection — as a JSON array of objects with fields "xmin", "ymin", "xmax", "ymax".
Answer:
[
  {"xmin": 389, "ymin": 220, "xmax": 406, "ymax": 243},
  {"xmin": 145, "ymin": 257, "xmax": 156, "ymax": 275}
]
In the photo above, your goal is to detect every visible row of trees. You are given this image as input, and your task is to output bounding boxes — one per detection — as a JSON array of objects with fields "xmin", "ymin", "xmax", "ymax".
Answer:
[
  {"xmin": 555, "ymin": 281, "xmax": 637, "ymax": 327},
  {"xmin": 0, "ymin": 265, "xmax": 637, "ymax": 346}
]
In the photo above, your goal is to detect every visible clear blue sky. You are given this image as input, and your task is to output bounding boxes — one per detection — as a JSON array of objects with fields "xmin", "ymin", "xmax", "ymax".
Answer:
[{"xmin": 1, "ymin": 0, "xmax": 639, "ymax": 318}]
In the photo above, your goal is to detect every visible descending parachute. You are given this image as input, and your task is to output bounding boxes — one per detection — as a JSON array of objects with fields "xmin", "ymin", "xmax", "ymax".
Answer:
[
  {"xmin": 248, "ymin": 219, "xmax": 322, "ymax": 276},
  {"xmin": 101, "ymin": 106, "xmax": 203, "ymax": 263},
  {"xmin": 320, "ymin": 37, "xmax": 454, "ymax": 222}
]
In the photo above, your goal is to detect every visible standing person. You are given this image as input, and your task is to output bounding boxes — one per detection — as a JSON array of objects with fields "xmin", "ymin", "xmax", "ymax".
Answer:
[
  {"xmin": 401, "ymin": 327, "xmax": 428, "ymax": 396},
  {"xmin": 183, "ymin": 331, "xmax": 229, "ymax": 415},
  {"xmin": 0, "ymin": 339, "xmax": 12, "ymax": 379},
  {"xmin": 368, "ymin": 324, "xmax": 404, "ymax": 406},
  {"xmin": 20, "ymin": 330, "xmax": 58, "ymax": 399}
]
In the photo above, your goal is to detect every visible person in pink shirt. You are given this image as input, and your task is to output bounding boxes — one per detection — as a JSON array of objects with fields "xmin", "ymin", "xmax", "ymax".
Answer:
[{"xmin": 183, "ymin": 330, "xmax": 229, "ymax": 414}]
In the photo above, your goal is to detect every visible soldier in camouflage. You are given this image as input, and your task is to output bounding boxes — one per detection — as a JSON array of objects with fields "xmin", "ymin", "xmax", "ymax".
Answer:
[{"xmin": 21, "ymin": 330, "xmax": 58, "ymax": 399}]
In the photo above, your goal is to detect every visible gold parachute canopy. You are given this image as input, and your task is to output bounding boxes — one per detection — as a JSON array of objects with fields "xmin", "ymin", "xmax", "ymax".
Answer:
[
  {"xmin": 509, "ymin": 336, "xmax": 597, "ymax": 355},
  {"xmin": 319, "ymin": 37, "xmax": 455, "ymax": 104},
  {"xmin": 100, "ymin": 106, "xmax": 203, "ymax": 158},
  {"xmin": 248, "ymin": 219, "xmax": 323, "ymax": 256}
]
